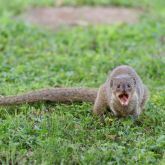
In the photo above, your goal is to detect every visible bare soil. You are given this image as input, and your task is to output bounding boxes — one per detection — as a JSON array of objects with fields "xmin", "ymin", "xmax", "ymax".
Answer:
[{"xmin": 23, "ymin": 7, "xmax": 142, "ymax": 29}]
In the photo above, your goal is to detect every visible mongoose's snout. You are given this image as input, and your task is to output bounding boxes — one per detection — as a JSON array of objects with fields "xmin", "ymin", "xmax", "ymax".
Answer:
[{"xmin": 113, "ymin": 79, "xmax": 134, "ymax": 106}]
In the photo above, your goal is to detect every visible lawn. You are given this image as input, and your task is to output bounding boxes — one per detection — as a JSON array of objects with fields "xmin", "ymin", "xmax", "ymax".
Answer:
[{"xmin": 0, "ymin": 0, "xmax": 165, "ymax": 164}]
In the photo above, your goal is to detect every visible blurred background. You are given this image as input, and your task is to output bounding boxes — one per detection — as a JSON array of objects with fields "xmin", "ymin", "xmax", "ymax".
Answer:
[{"xmin": 0, "ymin": 0, "xmax": 165, "ymax": 164}]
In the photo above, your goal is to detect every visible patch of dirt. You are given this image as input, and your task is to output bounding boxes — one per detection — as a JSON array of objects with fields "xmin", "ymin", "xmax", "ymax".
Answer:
[{"xmin": 22, "ymin": 7, "xmax": 142, "ymax": 29}]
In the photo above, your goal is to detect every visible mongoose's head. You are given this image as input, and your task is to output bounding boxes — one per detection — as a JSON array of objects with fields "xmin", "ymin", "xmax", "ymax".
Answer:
[{"xmin": 110, "ymin": 75, "xmax": 136, "ymax": 106}]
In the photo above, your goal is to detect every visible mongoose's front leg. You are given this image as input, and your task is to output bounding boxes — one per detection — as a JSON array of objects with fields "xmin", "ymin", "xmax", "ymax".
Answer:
[{"xmin": 93, "ymin": 84, "xmax": 108, "ymax": 117}]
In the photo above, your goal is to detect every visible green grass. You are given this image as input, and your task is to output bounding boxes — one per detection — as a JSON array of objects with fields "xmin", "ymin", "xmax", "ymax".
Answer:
[{"xmin": 0, "ymin": 0, "xmax": 165, "ymax": 164}]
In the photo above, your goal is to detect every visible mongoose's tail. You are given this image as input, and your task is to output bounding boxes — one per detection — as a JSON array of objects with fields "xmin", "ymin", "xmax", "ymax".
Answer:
[{"xmin": 0, "ymin": 88, "xmax": 98, "ymax": 106}]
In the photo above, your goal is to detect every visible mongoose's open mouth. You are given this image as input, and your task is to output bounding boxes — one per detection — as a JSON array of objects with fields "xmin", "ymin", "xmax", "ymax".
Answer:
[{"xmin": 118, "ymin": 93, "xmax": 129, "ymax": 106}]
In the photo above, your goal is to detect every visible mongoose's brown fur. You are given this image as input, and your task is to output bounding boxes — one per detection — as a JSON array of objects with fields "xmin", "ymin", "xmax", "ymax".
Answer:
[
  {"xmin": 0, "ymin": 88, "xmax": 97, "ymax": 105},
  {"xmin": 0, "ymin": 65, "xmax": 148, "ymax": 117}
]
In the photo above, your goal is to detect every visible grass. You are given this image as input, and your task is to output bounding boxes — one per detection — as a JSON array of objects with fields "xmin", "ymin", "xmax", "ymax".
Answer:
[{"xmin": 0, "ymin": 0, "xmax": 165, "ymax": 164}]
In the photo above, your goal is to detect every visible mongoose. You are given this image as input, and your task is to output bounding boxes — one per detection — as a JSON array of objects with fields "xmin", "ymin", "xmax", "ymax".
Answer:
[
  {"xmin": 0, "ymin": 65, "xmax": 148, "ymax": 117},
  {"xmin": 93, "ymin": 65, "xmax": 149, "ymax": 117}
]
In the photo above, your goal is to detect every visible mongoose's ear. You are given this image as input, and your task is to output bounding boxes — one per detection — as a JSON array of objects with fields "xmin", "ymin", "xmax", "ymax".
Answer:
[{"xmin": 110, "ymin": 80, "xmax": 113, "ymax": 87}]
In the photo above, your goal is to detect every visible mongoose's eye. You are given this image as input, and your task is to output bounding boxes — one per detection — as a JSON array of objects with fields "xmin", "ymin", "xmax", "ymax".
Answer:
[
  {"xmin": 117, "ymin": 84, "xmax": 120, "ymax": 88},
  {"xmin": 127, "ymin": 84, "xmax": 131, "ymax": 88}
]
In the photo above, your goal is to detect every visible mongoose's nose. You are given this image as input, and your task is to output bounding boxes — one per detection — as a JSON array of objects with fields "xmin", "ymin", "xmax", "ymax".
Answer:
[{"xmin": 122, "ymin": 84, "xmax": 126, "ymax": 93}]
